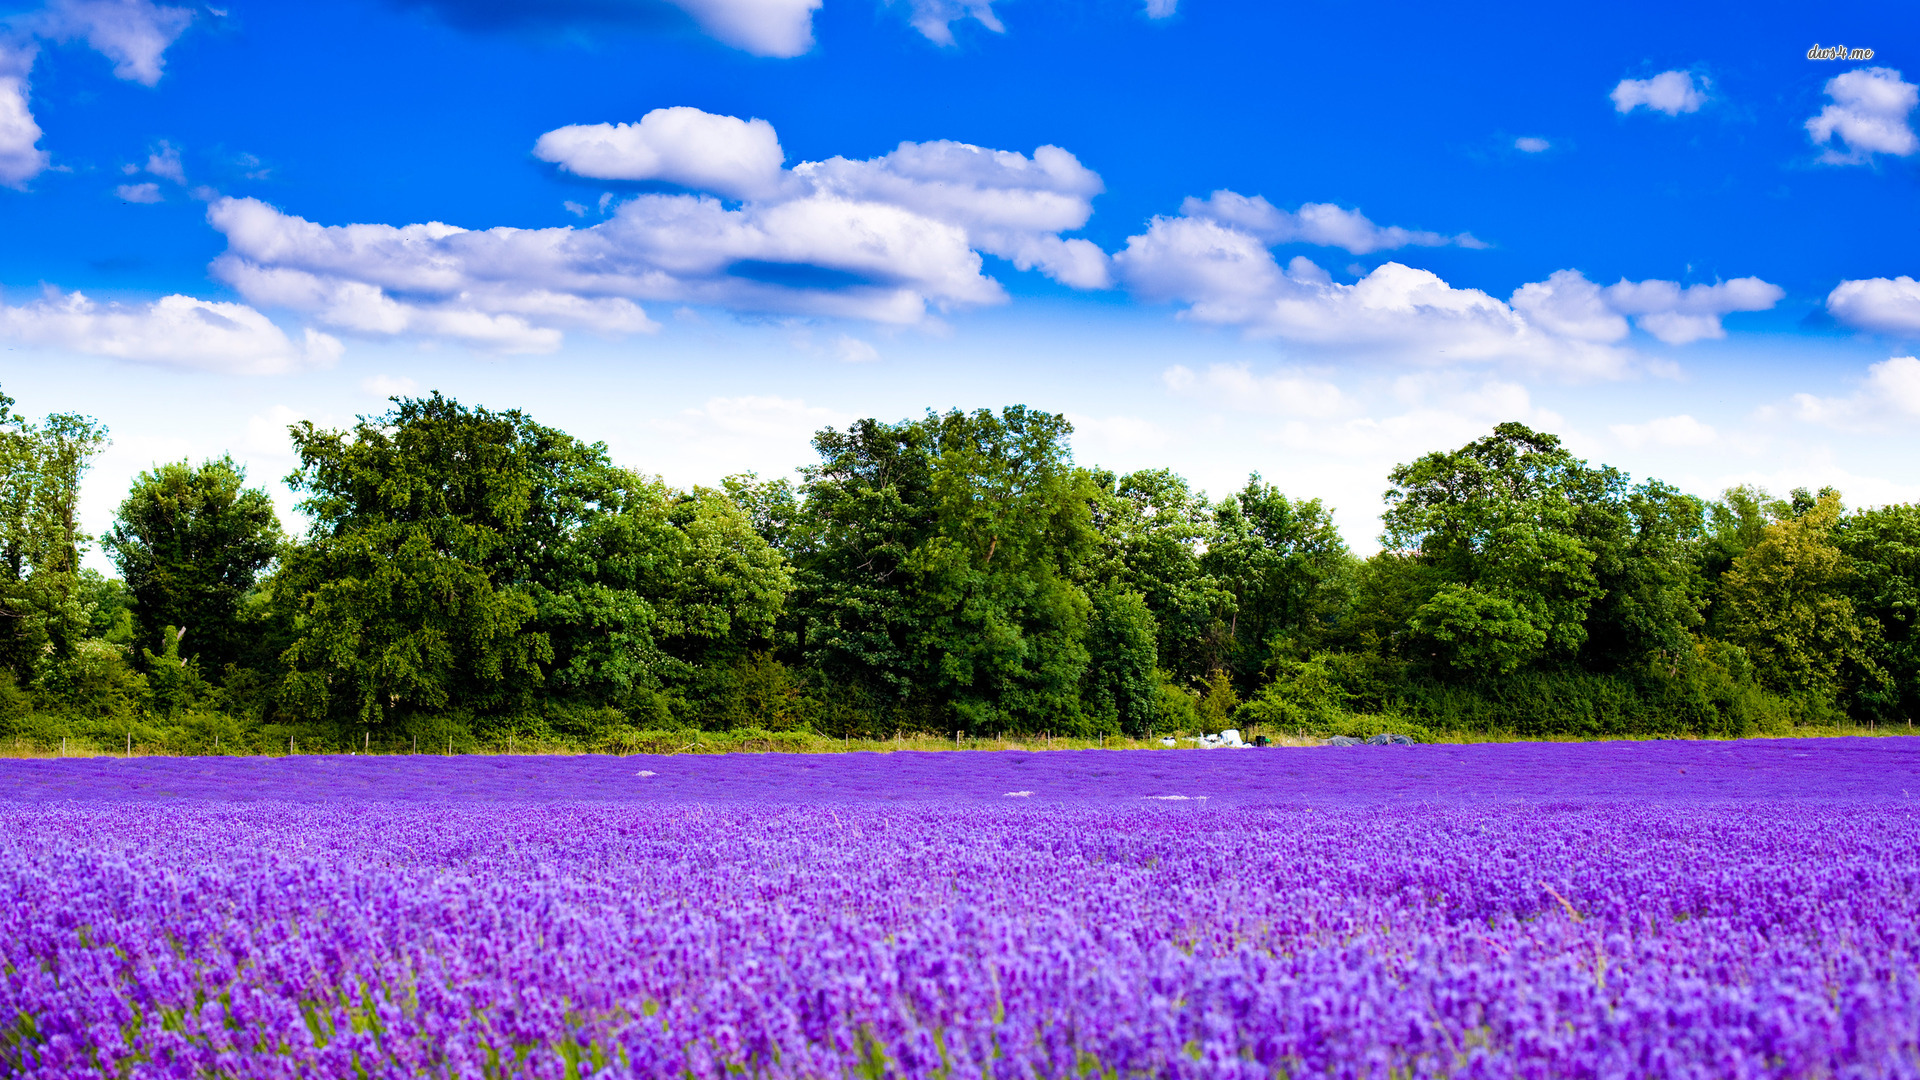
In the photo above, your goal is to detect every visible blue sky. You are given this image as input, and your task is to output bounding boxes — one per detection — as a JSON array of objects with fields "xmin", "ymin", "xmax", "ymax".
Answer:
[{"xmin": 0, "ymin": 0, "xmax": 1915, "ymax": 567}]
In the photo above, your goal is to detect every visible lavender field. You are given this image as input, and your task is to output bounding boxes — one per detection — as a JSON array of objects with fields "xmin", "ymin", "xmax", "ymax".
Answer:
[{"xmin": 4, "ymin": 741, "xmax": 1919, "ymax": 1079}]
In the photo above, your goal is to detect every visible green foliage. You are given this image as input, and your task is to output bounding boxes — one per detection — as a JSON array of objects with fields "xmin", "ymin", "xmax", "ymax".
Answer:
[
  {"xmin": 0, "ymin": 393, "xmax": 109, "ymax": 685},
  {"xmin": 1080, "ymin": 585, "xmax": 1159, "ymax": 736},
  {"xmin": 1193, "ymin": 668, "xmax": 1240, "ymax": 731},
  {"xmin": 1087, "ymin": 468, "xmax": 1225, "ymax": 681},
  {"xmin": 141, "ymin": 626, "xmax": 213, "ymax": 718},
  {"xmin": 1152, "ymin": 668, "xmax": 1200, "ymax": 733},
  {"xmin": 1582, "ymin": 480, "xmax": 1709, "ymax": 670},
  {"xmin": 1837, "ymin": 504, "xmax": 1920, "ymax": 720},
  {"xmin": 103, "ymin": 456, "xmax": 283, "ymax": 672},
  {"xmin": 1238, "ymin": 654, "xmax": 1349, "ymax": 731},
  {"xmin": 1383, "ymin": 422, "xmax": 1620, "ymax": 677},
  {"xmin": 1717, "ymin": 492, "xmax": 1884, "ymax": 704},
  {"xmin": 787, "ymin": 406, "xmax": 1098, "ymax": 733},
  {"xmin": 4, "ymin": 380, "xmax": 1916, "ymax": 746},
  {"xmin": 275, "ymin": 393, "xmax": 789, "ymax": 733},
  {"xmin": 1203, "ymin": 475, "xmax": 1353, "ymax": 689}
]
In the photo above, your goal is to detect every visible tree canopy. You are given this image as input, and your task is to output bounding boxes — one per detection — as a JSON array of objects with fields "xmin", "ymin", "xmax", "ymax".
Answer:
[{"xmin": 4, "ymin": 386, "xmax": 1918, "ymax": 751}]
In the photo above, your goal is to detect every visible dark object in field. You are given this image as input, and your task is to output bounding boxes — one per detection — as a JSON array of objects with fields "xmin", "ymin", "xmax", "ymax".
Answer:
[
  {"xmin": 1327, "ymin": 736, "xmax": 1364, "ymax": 747},
  {"xmin": 1254, "ymin": 735, "xmax": 1271, "ymax": 747},
  {"xmin": 1366, "ymin": 733, "xmax": 1415, "ymax": 746}
]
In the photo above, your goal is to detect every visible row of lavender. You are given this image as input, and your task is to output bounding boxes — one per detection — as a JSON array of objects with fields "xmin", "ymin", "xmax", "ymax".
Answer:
[{"xmin": 4, "ymin": 771, "xmax": 1919, "ymax": 1077}]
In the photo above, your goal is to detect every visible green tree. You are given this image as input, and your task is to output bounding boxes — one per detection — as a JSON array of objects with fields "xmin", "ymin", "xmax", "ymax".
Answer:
[
  {"xmin": 1581, "ymin": 480, "xmax": 1709, "ymax": 672},
  {"xmin": 276, "ymin": 393, "xmax": 788, "ymax": 733},
  {"xmin": 1382, "ymin": 422, "xmax": 1624, "ymax": 678},
  {"xmin": 103, "ymin": 457, "xmax": 284, "ymax": 673},
  {"xmin": 1718, "ymin": 492, "xmax": 1883, "ymax": 703},
  {"xmin": 1837, "ymin": 504, "xmax": 1920, "ymax": 720},
  {"xmin": 1203, "ymin": 475, "xmax": 1352, "ymax": 690},
  {"xmin": 789, "ymin": 407, "xmax": 1098, "ymax": 732},
  {"xmin": 0, "ymin": 391, "xmax": 109, "ymax": 683},
  {"xmin": 1080, "ymin": 584, "xmax": 1159, "ymax": 735},
  {"xmin": 1086, "ymin": 468, "xmax": 1225, "ymax": 684}
]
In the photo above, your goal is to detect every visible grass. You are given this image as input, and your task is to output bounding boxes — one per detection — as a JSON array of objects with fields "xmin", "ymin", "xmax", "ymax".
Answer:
[{"xmin": 1, "ymin": 721, "xmax": 1912, "ymax": 759}]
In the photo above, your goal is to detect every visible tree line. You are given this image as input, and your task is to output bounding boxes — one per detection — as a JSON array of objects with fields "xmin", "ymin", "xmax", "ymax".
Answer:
[{"xmin": 2, "ymin": 388, "xmax": 1914, "ymax": 752}]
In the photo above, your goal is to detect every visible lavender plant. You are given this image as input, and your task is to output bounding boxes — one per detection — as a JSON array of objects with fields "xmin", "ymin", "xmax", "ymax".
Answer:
[{"xmin": 3, "ymin": 740, "xmax": 1917, "ymax": 1078}]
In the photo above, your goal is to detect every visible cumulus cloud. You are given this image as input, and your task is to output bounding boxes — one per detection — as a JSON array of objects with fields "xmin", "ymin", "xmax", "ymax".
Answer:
[
  {"xmin": 832, "ymin": 333, "xmax": 879, "ymax": 363},
  {"xmin": 635, "ymin": 394, "xmax": 850, "ymax": 484},
  {"xmin": 0, "ymin": 287, "xmax": 340, "ymax": 373},
  {"xmin": 242, "ymin": 403, "xmax": 309, "ymax": 456},
  {"xmin": 0, "ymin": 43, "xmax": 47, "ymax": 188},
  {"xmin": 0, "ymin": 0, "xmax": 193, "ymax": 187},
  {"xmin": 1807, "ymin": 68, "xmax": 1918, "ymax": 164},
  {"xmin": 796, "ymin": 138, "xmax": 1109, "ymax": 287},
  {"xmin": 1792, "ymin": 356, "xmax": 1920, "ymax": 425},
  {"xmin": 142, "ymin": 138, "xmax": 183, "ymax": 182},
  {"xmin": 1827, "ymin": 275, "xmax": 1920, "ymax": 335},
  {"xmin": 1611, "ymin": 70, "xmax": 1706, "ymax": 116},
  {"xmin": 898, "ymin": 0, "xmax": 1002, "ymax": 46},
  {"xmin": 1141, "ymin": 0, "xmax": 1176, "ymax": 15},
  {"xmin": 1508, "ymin": 269, "xmax": 1630, "ymax": 343},
  {"xmin": 15, "ymin": 0, "xmax": 194, "ymax": 86},
  {"xmin": 114, "ymin": 180, "xmax": 161, "ymax": 202},
  {"xmin": 1114, "ymin": 204, "xmax": 1781, "ymax": 373},
  {"xmin": 1513, "ymin": 136, "xmax": 1550, "ymax": 153},
  {"xmin": 1599, "ymin": 276, "xmax": 1784, "ymax": 344},
  {"xmin": 1162, "ymin": 363, "xmax": 1349, "ymax": 418},
  {"xmin": 666, "ymin": 0, "xmax": 819, "ymax": 57},
  {"xmin": 1177, "ymin": 190, "xmax": 1483, "ymax": 254},
  {"xmin": 209, "ymin": 109, "xmax": 1108, "ymax": 349},
  {"xmin": 534, "ymin": 108, "xmax": 787, "ymax": 200},
  {"xmin": 1609, "ymin": 414, "xmax": 1717, "ymax": 449},
  {"xmin": 361, "ymin": 374, "xmax": 419, "ymax": 398},
  {"xmin": 1063, "ymin": 413, "xmax": 1168, "ymax": 454}
]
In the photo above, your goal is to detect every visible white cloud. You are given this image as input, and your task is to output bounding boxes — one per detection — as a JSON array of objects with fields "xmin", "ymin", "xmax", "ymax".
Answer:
[
  {"xmin": 1599, "ymin": 276, "xmax": 1784, "ymax": 344},
  {"xmin": 208, "ymin": 110, "xmax": 1109, "ymax": 349},
  {"xmin": 0, "ymin": 287, "xmax": 340, "ymax": 374},
  {"xmin": 1064, "ymin": 412, "xmax": 1168, "ymax": 454},
  {"xmin": 1611, "ymin": 70, "xmax": 1706, "ymax": 116},
  {"xmin": 19, "ymin": 0, "xmax": 194, "ymax": 86},
  {"xmin": 242, "ymin": 404, "xmax": 306, "ymax": 456},
  {"xmin": 797, "ymin": 138, "xmax": 1109, "ymax": 287},
  {"xmin": 534, "ymin": 108, "xmax": 787, "ymax": 201},
  {"xmin": 562, "ymin": 200, "xmax": 587, "ymax": 217},
  {"xmin": 1827, "ymin": 275, "xmax": 1920, "ymax": 335},
  {"xmin": 1114, "ymin": 204, "xmax": 1780, "ymax": 372},
  {"xmin": 1508, "ymin": 269, "xmax": 1629, "ymax": 343},
  {"xmin": 1141, "ymin": 0, "xmax": 1176, "ymax": 15},
  {"xmin": 1610, "ymin": 414, "xmax": 1717, "ymax": 449},
  {"xmin": 115, "ymin": 180, "xmax": 161, "ymax": 202},
  {"xmin": 1513, "ymin": 136, "xmax": 1551, "ymax": 153},
  {"xmin": 1115, "ymin": 220, "xmax": 1627, "ymax": 376},
  {"xmin": 142, "ymin": 138, "xmax": 183, "ymax": 182},
  {"xmin": 636, "ymin": 394, "xmax": 849, "ymax": 483},
  {"xmin": 0, "ymin": 0, "xmax": 192, "ymax": 187},
  {"xmin": 0, "ymin": 42, "xmax": 47, "ymax": 188},
  {"xmin": 661, "ymin": 0, "xmax": 819, "ymax": 57},
  {"xmin": 1177, "ymin": 190, "xmax": 1482, "ymax": 254},
  {"xmin": 1807, "ymin": 67, "xmax": 1918, "ymax": 164},
  {"xmin": 1792, "ymin": 356, "xmax": 1920, "ymax": 425},
  {"xmin": 360, "ymin": 374, "xmax": 419, "ymax": 398},
  {"xmin": 1162, "ymin": 363, "xmax": 1349, "ymax": 418},
  {"xmin": 832, "ymin": 333, "xmax": 879, "ymax": 363},
  {"xmin": 898, "ymin": 0, "xmax": 1002, "ymax": 46}
]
